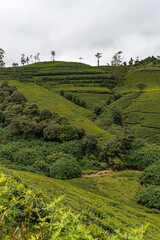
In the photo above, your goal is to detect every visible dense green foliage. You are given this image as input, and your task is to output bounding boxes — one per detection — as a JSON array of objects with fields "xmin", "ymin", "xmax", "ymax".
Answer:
[
  {"xmin": 136, "ymin": 185, "xmax": 160, "ymax": 210},
  {"xmin": 50, "ymin": 153, "xmax": 81, "ymax": 179},
  {"xmin": 11, "ymin": 169, "xmax": 160, "ymax": 240},
  {"xmin": 1, "ymin": 59, "xmax": 160, "ymax": 215},
  {"xmin": 0, "ymin": 168, "xmax": 94, "ymax": 239},
  {"xmin": 142, "ymin": 160, "xmax": 160, "ymax": 186},
  {"xmin": 125, "ymin": 145, "xmax": 160, "ymax": 170},
  {"xmin": 0, "ymin": 81, "xmax": 85, "ymax": 143}
]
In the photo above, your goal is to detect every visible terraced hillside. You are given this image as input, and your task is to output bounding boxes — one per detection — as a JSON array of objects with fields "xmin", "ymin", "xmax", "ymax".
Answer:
[
  {"xmin": 97, "ymin": 62, "xmax": 160, "ymax": 143},
  {"xmin": 0, "ymin": 61, "xmax": 118, "ymax": 145},
  {"xmin": 2, "ymin": 60, "xmax": 160, "ymax": 143},
  {"xmin": 11, "ymin": 169, "xmax": 160, "ymax": 239}
]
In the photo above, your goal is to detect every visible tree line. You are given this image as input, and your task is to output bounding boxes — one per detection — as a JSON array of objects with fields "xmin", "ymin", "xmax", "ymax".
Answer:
[{"xmin": 0, "ymin": 47, "xmax": 160, "ymax": 68}]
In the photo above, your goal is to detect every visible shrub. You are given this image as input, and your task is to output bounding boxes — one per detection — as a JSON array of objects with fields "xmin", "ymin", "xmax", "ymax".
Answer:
[
  {"xmin": 13, "ymin": 148, "xmax": 44, "ymax": 166},
  {"xmin": 111, "ymin": 106, "xmax": 122, "ymax": 126},
  {"xmin": 40, "ymin": 109, "xmax": 53, "ymax": 120},
  {"xmin": 32, "ymin": 160, "xmax": 50, "ymax": 176},
  {"xmin": 125, "ymin": 146, "xmax": 160, "ymax": 170},
  {"xmin": 50, "ymin": 153, "xmax": 81, "ymax": 179},
  {"xmin": 136, "ymin": 82, "xmax": 147, "ymax": 92},
  {"xmin": 100, "ymin": 138, "xmax": 124, "ymax": 162},
  {"xmin": 136, "ymin": 185, "xmax": 160, "ymax": 210},
  {"xmin": 23, "ymin": 104, "xmax": 40, "ymax": 118},
  {"xmin": 43, "ymin": 123, "xmax": 59, "ymax": 141},
  {"xmin": 108, "ymin": 157, "xmax": 126, "ymax": 170},
  {"xmin": 94, "ymin": 106, "xmax": 102, "ymax": 116},
  {"xmin": 142, "ymin": 161, "xmax": 160, "ymax": 186},
  {"xmin": 0, "ymin": 110, "xmax": 5, "ymax": 122},
  {"xmin": 11, "ymin": 91, "xmax": 27, "ymax": 103},
  {"xmin": 82, "ymin": 134, "xmax": 97, "ymax": 153}
]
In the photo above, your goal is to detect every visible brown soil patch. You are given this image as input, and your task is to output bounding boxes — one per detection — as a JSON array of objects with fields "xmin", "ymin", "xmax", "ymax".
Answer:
[{"xmin": 81, "ymin": 169, "xmax": 114, "ymax": 178}]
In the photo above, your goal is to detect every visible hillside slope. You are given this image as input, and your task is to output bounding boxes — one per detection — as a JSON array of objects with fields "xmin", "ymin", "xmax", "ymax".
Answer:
[
  {"xmin": 6, "ymin": 80, "xmax": 114, "ymax": 144},
  {"xmin": 11, "ymin": 169, "xmax": 160, "ymax": 240},
  {"xmin": 97, "ymin": 62, "xmax": 160, "ymax": 143}
]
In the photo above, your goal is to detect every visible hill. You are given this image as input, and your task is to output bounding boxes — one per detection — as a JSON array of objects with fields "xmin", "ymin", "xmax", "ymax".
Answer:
[{"xmin": 0, "ymin": 61, "xmax": 116, "ymax": 145}]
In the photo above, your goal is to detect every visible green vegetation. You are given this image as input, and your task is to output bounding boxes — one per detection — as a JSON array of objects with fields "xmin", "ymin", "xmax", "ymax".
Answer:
[
  {"xmin": 9, "ymin": 168, "xmax": 160, "ymax": 239},
  {"xmin": 0, "ymin": 168, "xmax": 94, "ymax": 239},
  {"xmin": 50, "ymin": 153, "xmax": 81, "ymax": 180},
  {"xmin": 1, "ymin": 58, "xmax": 160, "ymax": 238},
  {"xmin": 4, "ymin": 80, "xmax": 114, "ymax": 145}
]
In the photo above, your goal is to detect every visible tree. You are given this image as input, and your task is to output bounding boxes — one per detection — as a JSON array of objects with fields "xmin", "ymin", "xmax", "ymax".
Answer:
[
  {"xmin": 135, "ymin": 56, "xmax": 140, "ymax": 65},
  {"xmin": 95, "ymin": 53, "xmax": 102, "ymax": 67},
  {"xmin": 0, "ymin": 48, "xmax": 5, "ymax": 67},
  {"xmin": 26, "ymin": 56, "xmax": 29, "ymax": 64},
  {"xmin": 111, "ymin": 51, "xmax": 125, "ymax": 83},
  {"xmin": 51, "ymin": 50, "xmax": 56, "ymax": 61},
  {"xmin": 129, "ymin": 57, "xmax": 134, "ymax": 65},
  {"xmin": 34, "ymin": 53, "xmax": 40, "ymax": 63},
  {"xmin": 136, "ymin": 83, "xmax": 147, "ymax": 93},
  {"xmin": 36, "ymin": 53, "xmax": 40, "ymax": 62},
  {"xmin": 79, "ymin": 57, "xmax": 83, "ymax": 63},
  {"xmin": 111, "ymin": 51, "xmax": 123, "ymax": 66},
  {"xmin": 12, "ymin": 62, "xmax": 18, "ymax": 67},
  {"xmin": 111, "ymin": 106, "xmax": 123, "ymax": 126},
  {"xmin": 21, "ymin": 54, "xmax": 26, "ymax": 65}
]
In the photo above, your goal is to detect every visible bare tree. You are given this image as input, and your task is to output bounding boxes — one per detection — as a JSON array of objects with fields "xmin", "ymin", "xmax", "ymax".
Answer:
[{"xmin": 95, "ymin": 53, "xmax": 102, "ymax": 67}]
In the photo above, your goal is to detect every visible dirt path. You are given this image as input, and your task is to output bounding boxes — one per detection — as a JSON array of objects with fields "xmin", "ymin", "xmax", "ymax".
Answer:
[{"xmin": 81, "ymin": 169, "xmax": 114, "ymax": 178}]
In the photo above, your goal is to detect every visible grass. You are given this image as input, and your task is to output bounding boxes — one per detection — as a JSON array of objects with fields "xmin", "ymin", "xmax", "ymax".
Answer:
[{"xmin": 10, "ymin": 169, "xmax": 160, "ymax": 239}]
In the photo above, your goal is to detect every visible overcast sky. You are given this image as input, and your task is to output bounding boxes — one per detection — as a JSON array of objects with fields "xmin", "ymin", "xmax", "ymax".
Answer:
[{"xmin": 1, "ymin": 0, "xmax": 160, "ymax": 66}]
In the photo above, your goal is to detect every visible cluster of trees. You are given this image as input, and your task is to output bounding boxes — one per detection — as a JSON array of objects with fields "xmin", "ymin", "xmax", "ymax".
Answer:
[
  {"xmin": 59, "ymin": 90, "xmax": 87, "ymax": 108},
  {"xmin": 0, "ymin": 82, "xmax": 85, "ymax": 142}
]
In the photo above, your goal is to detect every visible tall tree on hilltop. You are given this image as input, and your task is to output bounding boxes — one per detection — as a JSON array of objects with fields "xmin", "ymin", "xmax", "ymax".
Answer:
[
  {"xmin": 95, "ymin": 53, "xmax": 102, "ymax": 67},
  {"xmin": 111, "ymin": 51, "xmax": 125, "ymax": 83},
  {"xmin": 111, "ymin": 51, "xmax": 123, "ymax": 66},
  {"xmin": 26, "ymin": 56, "xmax": 29, "ymax": 64},
  {"xmin": 37, "ymin": 53, "xmax": 40, "ymax": 62},
  {"xmin": 51, "ymin": 50, "xmax": 56, "ymax": 61},
  {"xmin": 0, "ymin": 48, "xmax": 5, "ymax": 67},
  {"xmin": 129, "ymin": 57, "xmax": 134, "ymax": 65},
  {"xmin": 12, "ymin": 62, "xmax": 18, "ymax": 67},
  {"xmin": 21, "ymin": 54, "xmax": 26, "ymax": 66}
]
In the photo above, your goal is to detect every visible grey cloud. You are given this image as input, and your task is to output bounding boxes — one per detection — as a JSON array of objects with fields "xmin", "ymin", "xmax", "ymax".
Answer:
[{"xmin": 1, "ymin": 0, "xmax": 160, "ymax": 66}]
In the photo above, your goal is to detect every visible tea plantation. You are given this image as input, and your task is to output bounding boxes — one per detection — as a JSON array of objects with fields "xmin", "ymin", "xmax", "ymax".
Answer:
[{"xmin": 1, "ymin": 59, "xmax": 160, "ymax": 239}]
